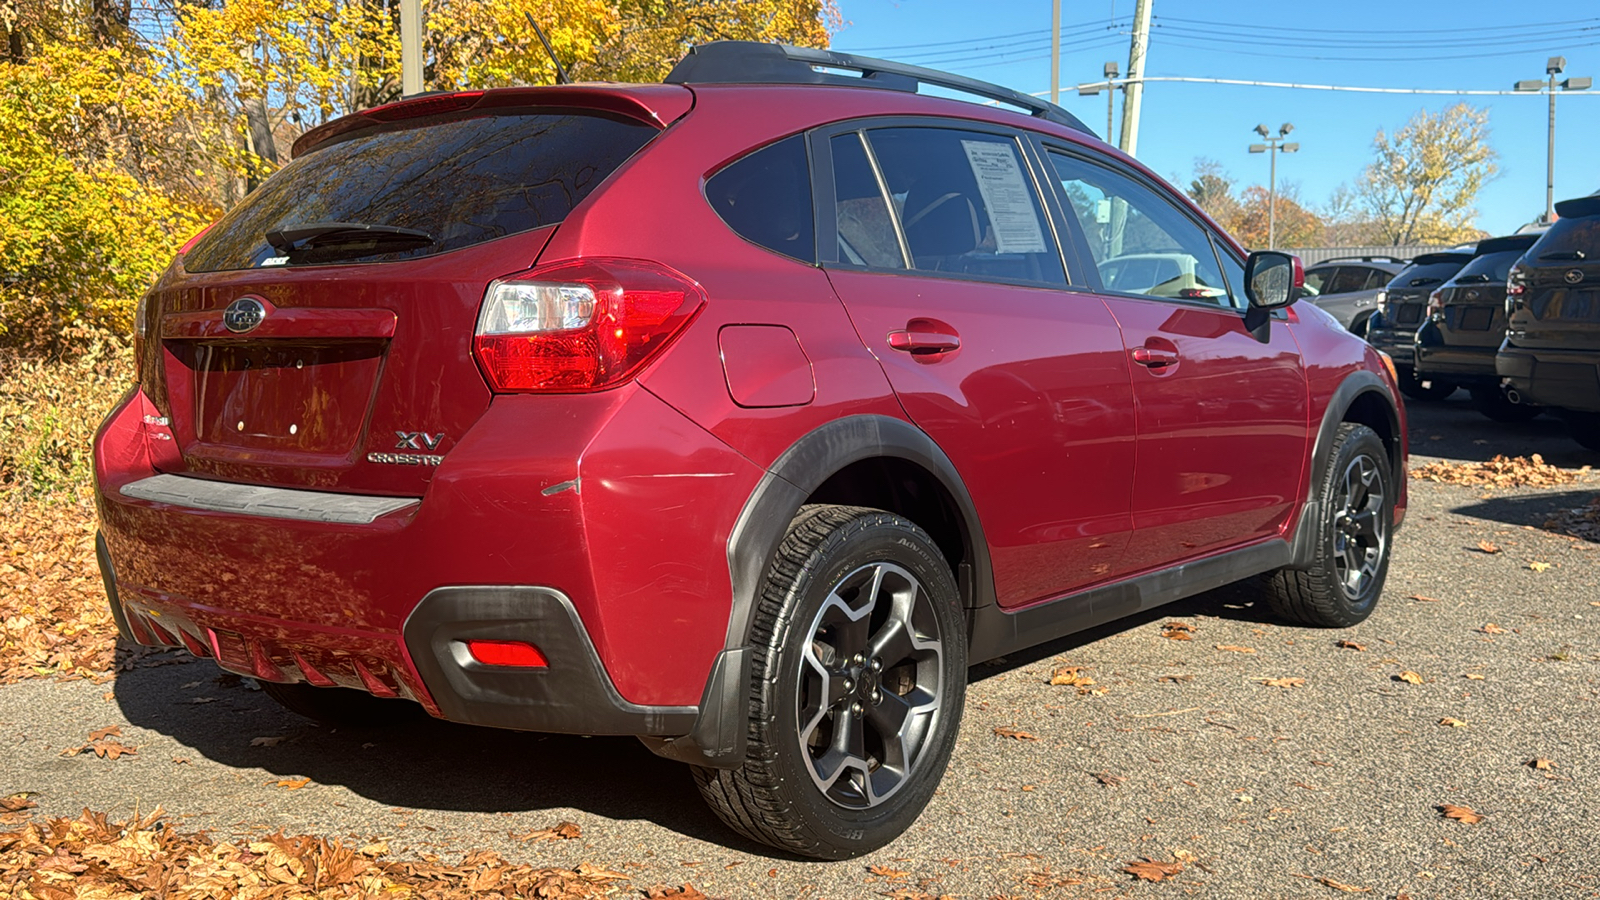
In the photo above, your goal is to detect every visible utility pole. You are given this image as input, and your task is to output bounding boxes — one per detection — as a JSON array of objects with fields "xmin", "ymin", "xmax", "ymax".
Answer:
[
  {"xmin": 1118, "ymin": 0, "xmax": 1152, "ymax": 156},
  {"xmin": 1249, "ymin": 124, "xmax": 1299, "ymax": 250},
  {"xmin": 1077, "ymin": 62, "xmax": 1121, "ymax": 142},
  {"xmin": 1515, "ymin": 57, "xmax": 1591, "ymax": 223},
  {"xmin": 1050, "ymin": 0, "xmax": 1061, "ymax": 105},
  {"xmin": 400, "ymin": 0, "xmax": 423, "ymax": 96}
]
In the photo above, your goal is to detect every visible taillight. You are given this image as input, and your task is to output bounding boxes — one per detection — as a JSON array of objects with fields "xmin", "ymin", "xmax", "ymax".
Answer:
[
  {"xmin": 1426, "ymin": 289, "xmax": 1446, "ymax": 319},
  {"xmin": 473, "ymin": 258, "xmax": 705, "ymax": 393},
  {"xmin": 1506, "ymin": 263, "xmax": 1527, "ymax": 314}
]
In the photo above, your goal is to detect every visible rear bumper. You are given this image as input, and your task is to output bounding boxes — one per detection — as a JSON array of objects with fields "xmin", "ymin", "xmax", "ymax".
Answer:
[
  {"xmin": 1497, "ymin": 345, "xmax": 1600, "ymax": 412},
  {"xmin": 1413, "ymin": 321, "xmax": 1498, "ymax": 384},
  {"xmin": 93, "ymin": 383, "xmax": 766, "ymax": 732},
  {"xmin": 1365, "ymin": 319, "xmax": 1417, "ymax": 362}
]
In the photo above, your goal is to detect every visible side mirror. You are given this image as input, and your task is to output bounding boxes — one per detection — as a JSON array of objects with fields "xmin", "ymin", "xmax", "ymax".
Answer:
[
  {"xmin": 1242, "ymin": 251, "xmax": 1302, "ymax": 343},
  {"xmin": 1243, "ymin": 251, "xmax": 1302, "ymax": 309}
]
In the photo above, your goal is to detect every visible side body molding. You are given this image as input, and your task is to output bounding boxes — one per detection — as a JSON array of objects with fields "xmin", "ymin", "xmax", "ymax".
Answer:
[{"xmin": 645, "ymin": 414, "xmax": 994, "ymax": 769}]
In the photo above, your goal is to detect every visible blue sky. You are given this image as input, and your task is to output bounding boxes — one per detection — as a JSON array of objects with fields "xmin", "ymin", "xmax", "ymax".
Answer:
[{"xmin": 831, "ymin": 0, "xmax": 1600, "ymax": 236}]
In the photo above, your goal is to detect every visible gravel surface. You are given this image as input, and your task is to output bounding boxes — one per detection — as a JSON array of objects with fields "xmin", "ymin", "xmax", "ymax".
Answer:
[{"xmin": 4, "ymin": 394, "xmax": 1599, "ymax": 898}]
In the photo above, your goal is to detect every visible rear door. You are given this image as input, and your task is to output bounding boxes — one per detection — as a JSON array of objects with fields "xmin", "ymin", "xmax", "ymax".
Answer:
[
  {"xmin": 816, "ymin": 121, "xmax": 1136, "ymax": 607},
  {"xmin": 143, "ymin": 103, "xmax": 666, "ymax": 495},
  {"xmin": 1039, "ymin": 146, "xmax": 1309, "ymax": 576}
]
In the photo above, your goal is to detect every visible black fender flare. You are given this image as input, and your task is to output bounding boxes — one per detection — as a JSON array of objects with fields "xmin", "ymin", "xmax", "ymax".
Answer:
[
  {"xmin": 645, "ymin": 414, "xmax": 992, "ymax": 768},
  {"xmin": 1288, "ymin": 370, "xmax": 1403, "ymax": 568}
]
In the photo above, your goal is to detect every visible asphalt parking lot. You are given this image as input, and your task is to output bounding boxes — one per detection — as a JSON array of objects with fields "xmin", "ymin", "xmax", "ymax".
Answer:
[{"xmin": 4, "ymin": 393, "xmax": 1598, "ymax": 899}]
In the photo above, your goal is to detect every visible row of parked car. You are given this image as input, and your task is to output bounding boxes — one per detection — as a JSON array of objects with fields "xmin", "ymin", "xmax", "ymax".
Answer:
[{"xmin": 1301, "ymin": 195, "xmax": 1600, "ymax": 452}]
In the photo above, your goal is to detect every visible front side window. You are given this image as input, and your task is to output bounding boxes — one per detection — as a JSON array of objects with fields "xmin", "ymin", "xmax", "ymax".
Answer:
[
  {"xmin": 1048, "ymin": 150, "xmax": 1233, "ymax": 306},
  {"xmin": 855, "ymin": 127, "xmax": 1067, "ymax": 285},
  {"xmin": 706, "ymin": 135, "xmax": 815, "ymax": 263},
  {"xmin": 831, "ymin": 133, "xmax": 905, "ymax": 269}
]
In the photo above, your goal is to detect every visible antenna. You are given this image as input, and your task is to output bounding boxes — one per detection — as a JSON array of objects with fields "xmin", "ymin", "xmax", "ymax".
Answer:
[{"xmin": 523, "ymin": 12, "xmax": 571, "ymax": 85}]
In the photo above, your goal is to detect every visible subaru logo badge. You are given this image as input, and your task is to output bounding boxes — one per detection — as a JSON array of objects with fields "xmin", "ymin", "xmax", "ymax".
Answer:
[
  {"xmin": 1566, "ymin": 269, "xmax": 1585, "ymax": 285},
  {"xmin": 223, "ymin": 296, "xmax": 267, "ymax": 334}
]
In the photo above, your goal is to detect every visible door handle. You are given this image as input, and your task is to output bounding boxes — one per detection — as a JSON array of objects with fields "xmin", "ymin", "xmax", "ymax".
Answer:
[
  {"xmin": 888, "ymin": 329, "xmax": 961, "ymax": 354},
  {"xmin": 1131, "ymin": 347, "xmax": 1179, "ymax": 368}
]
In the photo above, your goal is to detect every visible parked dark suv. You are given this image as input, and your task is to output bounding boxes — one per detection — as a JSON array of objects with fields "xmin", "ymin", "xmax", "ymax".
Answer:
[
  {"xmin": 1414, "ymin": 234, "xmax": 1541, "ymax": 421},
  {"xmin": 92, "ymin": 42, "xmax": 1408, "ymax": 858},
  {"xmin": 1499, "ymin": 194, "xmax": 1600, "ymax": 451},
  {"xmin": 1367, "ymin": 250, "xmax": 1475, "ymax": 400}
]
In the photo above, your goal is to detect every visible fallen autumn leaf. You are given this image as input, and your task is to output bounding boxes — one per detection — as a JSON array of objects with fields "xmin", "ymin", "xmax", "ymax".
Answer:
[
  {"xmin": 1440, "ymin": 804, "xmax": 1484, "ymax": 824},
  {"xmin": 1396, "ymin": 671, "xmax": 1424, "ymax": 685},
  {"xmin": 1122, "ymin": 859, "xmax": 1183, "ymax": 882},
  {"xmin": 992, "ymin": 725, "xmax": 1037, "ymax": 741},
  {"xmin": 1259, "ymin": 676, "xmax": 1305, "ymax": 688},
  {"xmin": 1215, "ymin": 644, "xmax": 1256, "ymax": 654}
]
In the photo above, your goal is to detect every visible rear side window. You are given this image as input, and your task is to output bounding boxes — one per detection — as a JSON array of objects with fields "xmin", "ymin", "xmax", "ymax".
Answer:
[
  {"xmin": 863, "ymin": 128, "xmax": 1066, "ymax": 285},
  {"xmin": 831, "ymin": 133, "xmax": 905, "ymax": 269},
  {"xmin": 1325, "ymin": 267, "xmax": 1370, "ymax": 295},
  {"xmin": 706, "ymin": 136, "xmax": 815, "ymax": 263},
  {"xmin": 184, "ymin": 112, "xmax": 658, "ymax": 272},
  {"xmin": 1529, "ymin": 215, "xmax": 1600, "ymax": 260}
]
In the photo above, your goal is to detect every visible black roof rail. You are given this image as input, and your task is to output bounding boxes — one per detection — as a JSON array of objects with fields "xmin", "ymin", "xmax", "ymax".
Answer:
[{"xmin": 665, "ymin": 41, "xmax": 1093, "ymax": 135}]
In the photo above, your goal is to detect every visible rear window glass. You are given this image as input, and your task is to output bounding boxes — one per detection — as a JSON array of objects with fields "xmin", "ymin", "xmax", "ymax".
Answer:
[
  {"xmin": 1529, "ymin": 215, "xmax": 1600, "ymax": 260},
  {"xmin": 1388, "ymin": 261, "xmax": 1467, "ymax": 289},
  {"xmin": 705, "ymin": 136, "xmax": 815, "ymax": 263},
  {"xmin": 1451, "ymin": 250, "xmax": 1523, "ymax": 285},
  {"xmin": 184, "ymin": 112, "xmax": 657, "ymax": 272}
]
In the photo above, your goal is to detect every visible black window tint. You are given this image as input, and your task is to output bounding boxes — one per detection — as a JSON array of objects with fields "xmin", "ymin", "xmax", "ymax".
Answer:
[
  {"xmin": 706, "ymin": 135, "xmax": 815, "ymax": 263},
  {"xmin": 863, "ymin": 128, "xmax": 1065, "ymax": 285},
  {"xmin": 185, "ymin": 112, "xmax": 657, "ymax": 272},
  {"xmin": 1325, "ymin": 267, "xmax": 1369, "ymax": 294},
  {"xmin": 1303, "ymin": 266, "xmax": 1333, "ymax": 296},
  {"xmin": 1452, "ymin": 250, "xmax": 1524, "ymax": 284},
  {"xmin": 1361, "ymin": 268, "xmax": 1392, "ymax": 290},
  {"xmin": 1531, "ymin": 215, "xmax": 1600, "ymax": 259},
  {"xmin": 1048, "ymin": 151, "xmax": 1232, "ymax": 305},
  {"xmin": 831, "ymin": 133, "xmax": 904, "ymax": 269},
  {"xmin": 1389, "ymin": 261, "xmax": 1467, "ymax": 288}
]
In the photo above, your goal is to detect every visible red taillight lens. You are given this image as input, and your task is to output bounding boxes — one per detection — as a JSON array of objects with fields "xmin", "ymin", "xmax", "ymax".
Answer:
[
  {"xmin": 1426, "ymin": 289, "xmax": 1446, "ymax": 317},
  {"xmin": 1506, "ymin": 262, "xmax": 1526, "ymax": 297},
  {"xmin": 366, "ymin": 91, "xmax": 484, "ymax": 121},
  {"xmin": 473, "ymin": 258, "xmax": 705, "ymax": 393},
  {"xmin": 464, "ymin": 640, "xmax": 548, "ymax": 668}
]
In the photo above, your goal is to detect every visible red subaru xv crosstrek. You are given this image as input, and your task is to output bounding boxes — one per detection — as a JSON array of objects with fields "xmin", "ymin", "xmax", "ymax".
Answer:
[{"xmin": 94, "ymin": 42, "xmax": 1407, "ymax": 858}]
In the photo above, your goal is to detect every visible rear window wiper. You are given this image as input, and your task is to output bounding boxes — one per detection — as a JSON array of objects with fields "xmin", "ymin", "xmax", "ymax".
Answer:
[
  {"xmin": 265, "ymin": 222, "xmax": 435, "ymax": 263},
  {"xmin": 1407, "ymin": 277, "xmax": 1442, "ymax": 287},
  {"xmin": 1539, "ymin": 250, "xmax": 1586, "ymax": 260},
  {"xmin": 1454, "ymin": 273, "xmax": 1493, "ymax": 283}
]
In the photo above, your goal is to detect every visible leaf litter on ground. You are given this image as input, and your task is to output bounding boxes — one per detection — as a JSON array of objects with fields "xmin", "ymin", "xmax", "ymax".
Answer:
[{"xmin": 1410, "ymin": 454, "xmax": 1587, "ymax": 488}]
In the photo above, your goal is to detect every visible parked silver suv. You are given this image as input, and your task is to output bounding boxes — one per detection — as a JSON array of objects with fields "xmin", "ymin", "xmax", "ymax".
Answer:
[{"xmin": 1301, "ymin": 256, "xmax": 1408, "ymax": 336}]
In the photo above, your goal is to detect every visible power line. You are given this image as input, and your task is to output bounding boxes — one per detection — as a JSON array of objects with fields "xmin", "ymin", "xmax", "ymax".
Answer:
[
  {"xmin": 1151, "ymin": 21, "xmax": 1600, "ymax": 51},
  {"xmin": 1148, "ymin": 35, "xmax": 1600, "ymax": 63},
  {"xmin": 1153, "ymin": 13, "xmax": 1600, "ymax": 36},
  {"xmin": 1053, "ymin": 75, "xmax": 1600, "ymax": 97},
  {"xmin": 837, "ymin": 17, "xmax": 1129, "ymax": 54}
]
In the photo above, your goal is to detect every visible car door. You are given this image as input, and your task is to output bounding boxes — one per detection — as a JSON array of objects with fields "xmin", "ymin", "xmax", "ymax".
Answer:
[
  {"xmin": 816, "ymin": 121, "xmax": 1136, "ymax": 608},
  {"xmin": 1039, "ymin": 145, "xmax": 1310, "ymax": 577}
]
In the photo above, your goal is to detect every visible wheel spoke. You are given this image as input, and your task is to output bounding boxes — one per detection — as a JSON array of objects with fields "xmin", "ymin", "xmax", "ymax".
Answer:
[{"xmin": 1348, "ymin": 509, "xmax": 1379, "ymax": 541}]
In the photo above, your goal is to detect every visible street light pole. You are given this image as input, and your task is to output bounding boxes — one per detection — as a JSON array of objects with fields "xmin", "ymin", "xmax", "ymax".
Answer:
[
  {"xmin": 1248, "ymin": 124, "xmax": 1299, "ymax": 250},
  {"xmin": 1050, "ymin": 0, "xmax": 1061, "ymax": 105},
  {"xmin": 1515, "ymin": 57, "xmax": 1591, "ymax": 224}
]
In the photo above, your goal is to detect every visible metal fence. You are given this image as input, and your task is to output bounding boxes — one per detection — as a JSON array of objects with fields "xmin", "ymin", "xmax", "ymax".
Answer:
[{"xmin": 1276, "ymin": 245, "xmax": 1459, "ymax": 265}]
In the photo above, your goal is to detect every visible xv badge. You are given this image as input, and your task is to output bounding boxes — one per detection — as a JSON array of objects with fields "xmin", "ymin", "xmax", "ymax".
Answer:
[{"xmin": 395, "ymin": 431, "xmax": 445, "ymax": 451}]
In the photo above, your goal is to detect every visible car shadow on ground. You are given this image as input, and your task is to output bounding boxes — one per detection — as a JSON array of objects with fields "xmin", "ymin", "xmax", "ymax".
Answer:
[
  {"xmin": 1405, "ymin": 395, "xmax": 1592, "ymax": 466},
  {"xmin": 111, "ymin": 654, "xmax": 770, "ymax": 851},
  {"xmin": 1450, "ymin": 488, "xmax": 1600, "ymax": 535},
  {"xmin": 111, "ymin": 578, "xmax": 1278, "ymax": 848}
]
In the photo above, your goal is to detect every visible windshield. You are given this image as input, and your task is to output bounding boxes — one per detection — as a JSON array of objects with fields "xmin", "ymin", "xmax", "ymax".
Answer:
[
  {"xmin": 1528, "ymin": 215, "xmax": 1600, "ymax": 260},
  {"xmin": 184, "ymin": 111, "xmax": 657, "ymax": 272},
  {"xmin": 1387, "ymin": 260, "xmax": 1467, "ymax": 290},
  {"xmin": 1449, "ymin": 250, "xmax": 1523, "ymax": 286}
]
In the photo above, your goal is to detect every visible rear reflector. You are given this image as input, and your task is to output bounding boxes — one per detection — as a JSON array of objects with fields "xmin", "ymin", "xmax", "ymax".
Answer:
[
  {"xmin": 464, "ymin": 640, "xmax": 548, "ymax": 668},
  {"xmin": 473, "ymin": 258, "xmax": 705, "ymax": 392}
]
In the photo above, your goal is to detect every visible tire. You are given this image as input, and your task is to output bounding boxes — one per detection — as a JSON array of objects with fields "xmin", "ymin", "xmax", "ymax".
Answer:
[
  {"xmin": 1350, "ymin": 313, "xmax": 1372, "ymax": 339},
  {"xmin": 1259, "ymin": 423, "xmax": 1393, "ymax": 627},
  {"xmin": 693, "ymin": 505, "xmax": 966, "ymax": 859},
  {"xmin": 1564, "ymin": 411, "xmax": 1600, "ymax": 452},
  {"xmin": 1468, "ymin": 385, "xmax": 1541, "ymax": 423},
  {"xmin": 1395, "ymin": 366, "xmax": 1456, "ymax": 401},
  {"xmin": 260, "ymin": 681, "xmax": 422, "ymax": 728}
]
